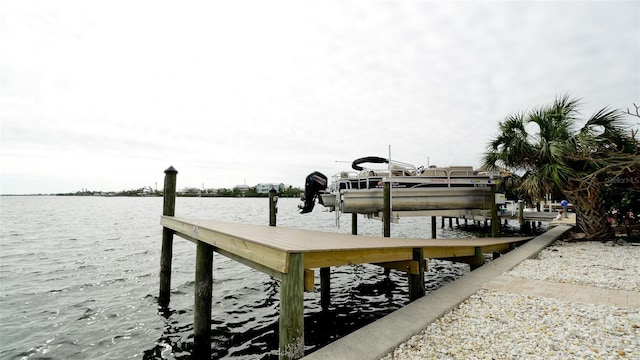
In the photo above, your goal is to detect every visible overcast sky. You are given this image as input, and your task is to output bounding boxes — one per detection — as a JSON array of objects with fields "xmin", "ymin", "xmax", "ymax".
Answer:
[{"xmin": 2, "ymin": 1, "xmax": 639, "ymax": 194}]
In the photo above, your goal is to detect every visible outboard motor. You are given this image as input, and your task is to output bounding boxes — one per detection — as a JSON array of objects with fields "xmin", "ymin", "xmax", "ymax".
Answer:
[{"xmin": 299, "ymin": 171, "xmax": 328, "ymax": 214}]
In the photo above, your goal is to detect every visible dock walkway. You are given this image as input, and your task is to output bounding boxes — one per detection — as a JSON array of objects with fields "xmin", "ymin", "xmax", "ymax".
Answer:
[
  {"xmin": 161, "ymin": 216, "xmax": 530, "ymax": 272},
  {"xmin": 160, "ymin": 215, "xmax": 531, "ymax": 360}
]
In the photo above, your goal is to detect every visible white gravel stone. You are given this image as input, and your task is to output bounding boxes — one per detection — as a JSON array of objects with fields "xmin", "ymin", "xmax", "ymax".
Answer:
[
  {"xmin": 381, "ymin": 241, "xmax": 640, "ymax": 359},
  {"xmin": 506, "ymin": 241, "xmax": 640, "ymax": 291}
]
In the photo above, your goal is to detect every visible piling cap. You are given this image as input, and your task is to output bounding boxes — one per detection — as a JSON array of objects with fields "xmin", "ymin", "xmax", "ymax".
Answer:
[{"xmin": 164, "ymin": 166, "xmax": 178, "ymax": 174}]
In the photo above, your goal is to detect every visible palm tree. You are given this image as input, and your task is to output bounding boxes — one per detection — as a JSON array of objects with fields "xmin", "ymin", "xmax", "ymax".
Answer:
[{"xmin": 483, "ymin": 95, "xmax": 636, "ymax": 240}]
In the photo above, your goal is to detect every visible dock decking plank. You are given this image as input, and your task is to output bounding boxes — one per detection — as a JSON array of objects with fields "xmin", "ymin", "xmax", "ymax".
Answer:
[{"xmin": 161, "ymin": 216, "xmax": 532, "ymax": 273}]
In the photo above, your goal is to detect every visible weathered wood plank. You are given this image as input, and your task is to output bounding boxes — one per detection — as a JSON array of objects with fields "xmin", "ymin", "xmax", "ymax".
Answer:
[
  {"xmin": 304, "ymin": 269, "xmax": 314, "ymax": 292},
  {"xmin": 374, "ymin": 260, "xmax": 424, "ymax": 275},
  {"xmin": 422, "ymin": 246, "xmax": 476, "ymax": 258},
  {"xmin": 483, "ymin": 243, "xmax": 515, "ymax": 254},
  {"xmin": 162, "ymin": 216, "xmax": 289, "ymax": 273},
  {"xmin": 304, "ymin": 248, "xmax": 414, "ymax": 269}
]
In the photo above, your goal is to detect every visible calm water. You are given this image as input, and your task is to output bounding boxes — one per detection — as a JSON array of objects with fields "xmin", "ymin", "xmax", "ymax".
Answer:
[{"xmin": 0, "ymin": 196, "xmax": 534, "ymax": 359}]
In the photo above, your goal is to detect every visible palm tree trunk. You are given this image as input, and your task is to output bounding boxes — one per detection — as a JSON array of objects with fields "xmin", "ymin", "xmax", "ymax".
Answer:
[{"xmin": 565, "ymin": 186, "xmax": 614, "ymax": 240}]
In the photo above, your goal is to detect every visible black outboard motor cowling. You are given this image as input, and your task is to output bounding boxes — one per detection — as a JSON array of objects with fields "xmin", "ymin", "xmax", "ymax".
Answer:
[{"xmin": 299, "ymin": 171, "xmax": 328, "ymax": 214}]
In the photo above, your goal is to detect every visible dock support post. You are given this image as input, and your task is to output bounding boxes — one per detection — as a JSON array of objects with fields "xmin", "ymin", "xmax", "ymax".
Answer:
[
  {"xmin": 518, "ymin": 200, "xmax": 526, "ymax": 231},
  {"xmin": 491, "ymin": 185, "xmax": 499, "ymax": 237},
  {"xmin": 383, "ymin": 182, "xmax": 392, "ymax": 277},
  {"xmin": 351, "ymin": 213, "xmax": 358, "ymax": 235},
  {"xmin": 448, "ymin": 217, "xmax": 453, "ymax": 228},
  {"xmin": 159, "ymin": 166, "xmax": 178, "ymax": 307},
  {"xmin": 280, "ymin": 253, "xmax": 305, "ymax": 360},
  {"xmin": 320, "ymin": 267, "xmax": 330, "ymax": 309},
  {"xmin": 408, "ymin": 248, "xmax": 425, "ymax": 301},
  {"xmin": 441, "ymin": 217, "xmax": 445, "ymax": 228},
  {"xmin": 469, "ymin": 246, "xmax": 485, "ymax": 270},
  {"xmin": 269, "ymin": 188, "xmax": 278, "ymax": 226},
  {"xmin": 193, "ymin": 241, "xmax": 213, "ymax": 359},
  {"xmin": 431, "ymin": 216, "xmax": 437, "ymax": 239},
  {"xmin": 383, "ymin": 182, "xmax": 391, "ymax": 237}
]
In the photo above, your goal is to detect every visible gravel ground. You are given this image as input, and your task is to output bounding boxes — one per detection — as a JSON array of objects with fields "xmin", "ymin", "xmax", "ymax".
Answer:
[
  {"xmin": 381, "ymin": 241, "xmax": 640, "ymax": 360},
  {"xmin": 507, "ymin": 241, "xmax": 640, "ymax": 292}
]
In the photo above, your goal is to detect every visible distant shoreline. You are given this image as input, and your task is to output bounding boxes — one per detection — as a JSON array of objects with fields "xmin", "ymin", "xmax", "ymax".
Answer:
[{"xmin": 0, "ymin": 193, "xmax": 301, "ymax": 198}]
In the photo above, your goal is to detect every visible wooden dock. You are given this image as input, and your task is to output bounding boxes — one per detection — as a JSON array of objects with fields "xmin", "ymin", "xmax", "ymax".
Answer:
[{"xmin": 157, "ymin": 167, "xmax": 532, "ymax": 360}]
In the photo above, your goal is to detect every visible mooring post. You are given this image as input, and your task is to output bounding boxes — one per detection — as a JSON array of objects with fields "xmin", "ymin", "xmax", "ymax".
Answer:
[
  {"xmin": 469, "ymin": 246, "xmax": 485, "ymax": 270},
  {"xmin": 193, "ymin": 241, "xmax": 213, "ymax": 359},
  {"xmin": 159, "ymin": 166, "xmax": 178, "ymax": 307},
  {"xmin": 518, "ymin": 200, "xmax": 525, "ymax": 231},
  {"xmin": 269, "ymin": 188, "xmax": 278, "ymax": 226},
  {"xmin": 280, "ymin": 253, "xmax": 305, "ymax": 360},
  {"xmin": 351, "ymin": 213, "xmax": 358, "ymax": 235},
  {"xmin": 490, "ymin": 184, "xmax": 499, "ymax": 237},
  {"xmin": 408, "ymin": 248, "xmax": 426, "ymax": 301},
  {"xmin": 382, "ymin": 182, "xmax": 392, "ymax": 277},
  {"xmin": 320, "ymin": 267, "xmax": 330, "ymax": 309},
  {"xmin": 383, "ymin": 182, "xmax": 391, "ymax": 237},
  {"xmin": 431, "ymin": 216, "xmax": 437, "ymax": 239}
]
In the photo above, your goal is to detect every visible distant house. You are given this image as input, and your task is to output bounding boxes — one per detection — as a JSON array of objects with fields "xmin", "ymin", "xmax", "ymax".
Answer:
[
  {"xmin": 180, "ymin": 187, "xmax": 201, "ymax": 195},
  {"xmin": 255, "ymin": 183, "xmax": 285, "ymax": 194},
  {"xmin": 233, "ymin": 184, "xmax": 250, "ymax": 194}
]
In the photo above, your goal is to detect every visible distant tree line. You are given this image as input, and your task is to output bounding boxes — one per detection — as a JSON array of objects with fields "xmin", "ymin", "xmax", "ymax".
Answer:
[
  {"xmin": 182, "ymin": 185, "xmax": 303, "ymax": 198},
  {"xmin": 54, "ymin": 185, "xmax": 304, "ymax": 198}
]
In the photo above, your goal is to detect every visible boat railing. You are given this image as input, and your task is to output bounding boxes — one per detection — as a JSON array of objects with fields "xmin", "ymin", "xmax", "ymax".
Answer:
[{"xmin": 330, "ymin": 166, "xmax": 499, "ymax": 192}]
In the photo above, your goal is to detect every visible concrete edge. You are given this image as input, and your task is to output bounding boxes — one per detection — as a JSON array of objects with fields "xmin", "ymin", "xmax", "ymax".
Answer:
[{"xmin": 301, "ymin": 225, "xmax": 573, "ymax": 360}]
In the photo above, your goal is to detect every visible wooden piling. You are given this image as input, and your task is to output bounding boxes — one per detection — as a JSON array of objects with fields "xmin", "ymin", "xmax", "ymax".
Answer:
[
  {"xmin": 280, "ymin": 253, "xmax": 304, "ymax": 360},
  {"xmin": 431, "ymin": 216, "xmax": 437, "ymax": 239},
  {"xmin": 383, "ymin": 182, "xmax": 392, "ymax": 278},
  {"xmin": 383, "ymin": 182, "xmax": 391, "ymax": 238},
  {"xmin": 351, "ymin": 213, "xmax": 358, "ymax": 235},
  {"xmin": 469, "ymin": 246, "xmax": 485, "ymax": 270},
  {"xmin": 320, "ymin": 267, "xmax": 330, "ymax": 309},
  {"xmin": 193, "ymin": 241, "xmax": 213, "ymax": 359},
  {"xmin": 448, "ymin": 217, "xmax": 453, "ymax": 228},
  {"xmin": 159, "ymin": 166, "xmax": 177, "ymax": 307},
  {"xmin": 518, "ymin": 201, "xmax": 525, "ymax": 230},
  {"xmin": 408, "ymin": 248, "xmax": 425, "ymax": 301},
  {"xmin": 490, "ymin": 185, "xmax": 499, "ymax": 237},
  {"xmin": 269, "ymin": 189, "xmax": 277, "ymax": 227}
]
